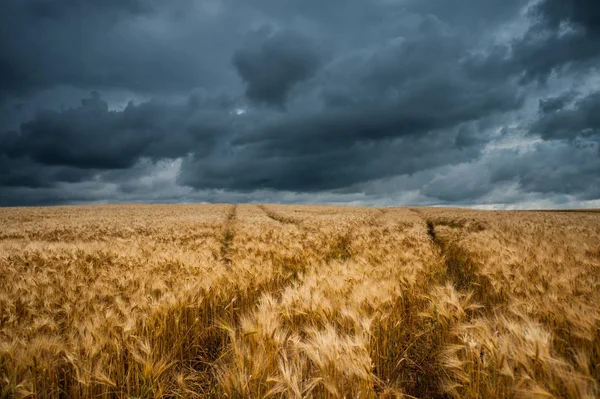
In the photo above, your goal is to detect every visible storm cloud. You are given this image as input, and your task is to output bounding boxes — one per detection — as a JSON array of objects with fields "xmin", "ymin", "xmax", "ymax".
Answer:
[
  {"xmin": 532, "ymin": 90, "xmax": 600, "ymax": 141},
  {"xmin": 233, "ymin": 27, "xmax": 322, "ymax": 107},
  {"xmin": 509, "ymin": 0, "xmax": 600, "ymax": 82},
  {"xmin": 1, "ymin": 0, "xmax": 599, "ymax": 208}
]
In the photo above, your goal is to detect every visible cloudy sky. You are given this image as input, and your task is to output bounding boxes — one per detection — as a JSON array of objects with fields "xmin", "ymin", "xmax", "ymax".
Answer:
[{"xmin": 1, "ymin": 0, "xmax": 599, "ymax": 208}]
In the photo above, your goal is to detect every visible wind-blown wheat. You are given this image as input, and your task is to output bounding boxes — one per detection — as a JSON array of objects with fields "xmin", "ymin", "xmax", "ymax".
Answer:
[{"xmin": 0, "ymin": 204, "xmax": 598, "ymax": 398}]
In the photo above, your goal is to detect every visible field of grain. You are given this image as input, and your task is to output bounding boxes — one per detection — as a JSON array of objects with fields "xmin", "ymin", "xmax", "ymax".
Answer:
[{"xmin": 1, "ymin": 204, "xmax": 599, "ymax": 398}]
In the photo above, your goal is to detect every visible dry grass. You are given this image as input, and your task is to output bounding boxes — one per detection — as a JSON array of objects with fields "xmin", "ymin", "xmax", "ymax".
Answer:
[{"xmin": 0, "ymin": 204, "xmax": 598, "ymax": 398}]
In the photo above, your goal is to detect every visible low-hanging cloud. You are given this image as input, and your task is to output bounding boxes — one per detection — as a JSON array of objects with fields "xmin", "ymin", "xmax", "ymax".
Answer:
[
  {"xmin": 232, "ymin": 26, "xmax": 323, "ymax": 107},
  {"xmin": 0, "ymin": 0, "xmax": 599, "ymax": 208}
]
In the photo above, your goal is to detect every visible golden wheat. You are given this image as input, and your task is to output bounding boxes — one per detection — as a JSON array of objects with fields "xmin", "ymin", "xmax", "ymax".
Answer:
[{"xmin": 0, "ymin": 204, "xmax": 598, "ymax": 398}]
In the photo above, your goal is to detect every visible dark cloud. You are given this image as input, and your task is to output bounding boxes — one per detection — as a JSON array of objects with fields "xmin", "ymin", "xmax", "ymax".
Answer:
[
  {"xmin": 532, "ymin": 90, "xmax": 600, "ymax": 140},
  {"xmin": 510, "ymin": 0, "xmax": 600, "ymax": 82},
  {"xmin": 180, "ymin": 16, "xmax": 523, "ymax": 191},
  {"xmin": 418, "ymin": 139, "xmax": 600, "ymax": 205},
  {"xmin": 1, "ymin": 0, "xmax": 599, "ymax": 207},
  {"xmin": 532, "ymin": 0, "xmax": 600, "ymax": 34},
  {"xmin": 179, "ymin": 128, "xmax": 482, "ymax": 192},
  {"xmin": 421, "ymin": 164, "xmax": 495, "ymax": 203},
  {"xmin": 0, "ymin": 92, "xmax": 226, "ymax": 186},
  {"xmin": 404, "ymin": 0, "xmax": 523, "ymax": 30},
  {"xmin": 538, "ymin": 91, "xmax": 578, "ymax": 114},
  {"xmin": 0, "ymin": 0, "xmax": 238, "ymax": 96},
  {"xmin": 21, "ymin": 0, "xmax": 157, "ymax": 19},
  {"xmin": 0, "ymin": 155, "xmax": 92, "ymax": 189},
  {"xmin": 233, "ymin": 27, "xmax": 322, "ymax": 107},
  {"xmin": 489, "ymin": 143, "xmax": 600, "ymax": 199},
  {"xmin": 462, "ymin": 0, "xmax": 600, "ymax": 88}
]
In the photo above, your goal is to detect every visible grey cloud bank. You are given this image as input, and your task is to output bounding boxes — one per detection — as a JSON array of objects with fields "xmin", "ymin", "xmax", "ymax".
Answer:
[{"xmin": 0, "ymin": 0, "xmax": 599, "ymax": 208}]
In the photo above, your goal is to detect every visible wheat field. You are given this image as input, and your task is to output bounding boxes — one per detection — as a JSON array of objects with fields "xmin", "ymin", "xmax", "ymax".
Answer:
[{"xmin": 0, "ymin": 204, "xmax": 599, "ymax": 398}]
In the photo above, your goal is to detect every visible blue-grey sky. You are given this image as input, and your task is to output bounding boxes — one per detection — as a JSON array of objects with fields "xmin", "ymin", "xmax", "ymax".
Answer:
[{"xmin": 1, "ymin": 0, "xmax": 599, "ymax": 208}]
